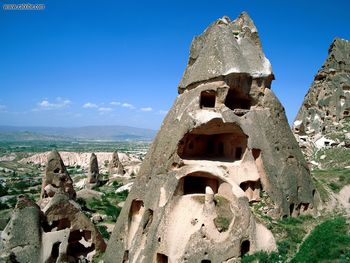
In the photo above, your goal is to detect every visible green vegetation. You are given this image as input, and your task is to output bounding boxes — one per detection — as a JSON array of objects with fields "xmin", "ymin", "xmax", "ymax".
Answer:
[
  {"xmin": 245, "ymin": 208, "xmax": 318, "ymax": 262},
  {"xmin": 88, "ymin": 196, "xmax": 121, "ymax": 221},
  {"xmin": 0, "ymin": 140, "xmax": 150, "ymax": 155},
  {"xmin": 243, "ymin": 213, "xmax": 350, "ymax": 263},
  {"xmin": 213, "ymin": 195, "xmax": 233, "ymax": 232},
  {"xmin": 312, "ymin": 168, "xmax": 350, "ymax": 193},
  {"xmin": 291, "ymin": 217, "xmax": 350, "ymax": 262},
  {"xmin": 97, "ymin": 225, "xmax": 110, "ymax": 239},
  {"xmin": 314, "ymin": 148, "xmax": 350, "ymax": 169},
  {"xmin": 213, "ymin": 216, "xmax": 230, "ymax": 232}
]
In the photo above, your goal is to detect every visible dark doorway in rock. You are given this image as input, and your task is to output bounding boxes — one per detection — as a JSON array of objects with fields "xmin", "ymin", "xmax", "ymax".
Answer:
[
  {"xmin": 67, "ymin": 230, "xmax": 95, "ymax": 258},
  {"xmin": 235, "ymin": 147, "xmax": 243, "ymax": 159},
  {"xmin": 123, "ymin": 250, "xmax": 129, "ymax": 263},
  {"xmin": 177, "ymin": 172, "xmax": 220, "ymax": 195},
  {"xmin": 42, "ymin": 218, "xmax": 71, "ymax": 232},
  {"xmin": 157, "ymin": 253, "xmax": 168, "ymax": 263},
  {"xmin": 177, "ymin": 119, "xmax": 248, "ymax": 162},
  {"xmin": 48, "ymin": 241, "xmax": 61, "ymax": 262},
  {"xmin": 241, "ymin": 240, "xmax": 250, "ymax": 257},
  {"xmin": 239, "ymin": 180, "xmax": 261, "ymax": 202},
  {"xmin": 201, "ymin": 260, "xmax": 211, "ymax": 263},
  {"xmin": 200, "ymin": 90, "xmax": 216, "ymax": 108},
  {"xmin": 225, "ymin": 88, "xmax": 251, "ymax": 111},
  {"xmin": 289, "ymin": 203, "xmax": 295, "ymax": 216}
]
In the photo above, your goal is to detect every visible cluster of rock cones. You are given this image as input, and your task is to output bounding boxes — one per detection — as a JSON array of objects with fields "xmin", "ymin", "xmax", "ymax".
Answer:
[
  {"xmin": 0, "ymin": 150, "xmax": 125, "ymax": 262},
  {"xmin": 1, "ymin": 11, "xmax": 349, "ymax": 263}
]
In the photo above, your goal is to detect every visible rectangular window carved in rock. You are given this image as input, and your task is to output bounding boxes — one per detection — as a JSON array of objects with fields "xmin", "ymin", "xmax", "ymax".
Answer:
[{"xmin": 200, "ymin": 90, "xmax": 216, "ymax": 108}]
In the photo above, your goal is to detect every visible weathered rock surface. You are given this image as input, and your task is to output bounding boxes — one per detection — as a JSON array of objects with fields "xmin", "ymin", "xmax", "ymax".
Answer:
[
  {"xmin": 41, "ymin": 193, "xmax": 106, "ymax": 262},
  {"xmin": 1, "ymin": 150, "xmax": 107, "ymax": 262},
  {"xmin": 104, "ymin": 12, "xmax": 317, "ymax": 263},
  {"xmin": 86, "ymin": 153, "xmax": 101, "ymax": 189},
  {"xmin": 41, "ymin": 150, "xmax": 76, "ymax": 200},
  {"xmin": 108, "ymin": 150, "xmax": 125, "ymax": 176},
  {"xmin": 293, "ymin": 38, "xmax": 350, "ymax": 160},
  {"xmin": 88, "ymin": 153, "xmax": 100, "ymax": 183},
  {"xmin": 0, "ymin": 195, "xmax": 41, "ymax": 263}
]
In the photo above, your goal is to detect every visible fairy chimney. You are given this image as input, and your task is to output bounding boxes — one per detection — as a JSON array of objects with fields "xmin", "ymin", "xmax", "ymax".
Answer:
[
  {"xmin": 87, "ymin": 153, "xmax": 100, "ymax": 187},
  {"xmin": 41, "ymin": 150, "xmax": 76, "ymax": 200},
  {"xmin": 108, "ymin": 151, "xmax": 125, "ymax": 175},
  {"xmin": 293, "ymin": 38, "xmax": 350, "ymax": 160},
  {"xmin": 104, "ymin": 12, "xmax": 317, "ymax": 262}
]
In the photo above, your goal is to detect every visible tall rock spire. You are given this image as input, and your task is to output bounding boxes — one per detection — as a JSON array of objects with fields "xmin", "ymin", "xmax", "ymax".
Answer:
[
  {"xmin": 293, "ymin": 38, "xmax": 350, "ymax": 161},
  {"xmin": 104, "ymin": 12, "xmax": 317, "ymax": 262}
]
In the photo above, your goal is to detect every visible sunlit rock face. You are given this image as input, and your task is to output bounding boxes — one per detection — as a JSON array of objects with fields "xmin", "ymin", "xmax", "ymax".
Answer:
[
  {"xmin": 41, "ymin": 150, "xmax": 76, "ymax": 200},
  {"xmin": 293, "ymin": 38, "xmax": 350, "ymax": 160},
  {"xmin": 104, "ymin": 12, "xmax": 317, "ymax": 263},
  {"xmin": 0, "ymin": 151, "xmax": 107, "ymax": 262},
  {"xmin": 0, "ymin": 196, "xmax": 41, "ymax": 262},
  {"xmin": 86, "ymin": 152, "xmax": 102, "ymax": 189},
  {"xmin": 109, "ymin": 150, "xmax": 125, "ymax": 176}
]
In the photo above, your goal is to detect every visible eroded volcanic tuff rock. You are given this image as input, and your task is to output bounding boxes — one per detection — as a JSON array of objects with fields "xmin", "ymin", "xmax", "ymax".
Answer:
[
  {"xmin": 293, "ymin": 38, "xmax": 350, "ymax": 160},
  {"xmin": 1, "ymin": 151, "xmax": 106, "ymax": 262},
  {"xmin": 41, "ymin": 150, "xmax": 76, "ymax": 200},
  {"xmin": 109, "ymin": 150, "xmax": 125, "ymax": 176},
  {"xmin": 86, "ymin": 152, "xmax": 101, "ymax": 188},
  {"xmin": 104, "ymin": 12, "xmax": 317, "ymax": 262},
  {"xmin": 0, "ymin": 196, "xmax": 41, "ymax": 262}
]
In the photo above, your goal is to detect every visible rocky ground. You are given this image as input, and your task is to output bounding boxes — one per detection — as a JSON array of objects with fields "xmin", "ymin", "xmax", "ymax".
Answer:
[
  {"xmin": 0, "ymin": 142, "xmax": 349, "ymax": 262},
  {"xmin": 0, "ymin": 143, "xmax": 148, "ymax": 244}
]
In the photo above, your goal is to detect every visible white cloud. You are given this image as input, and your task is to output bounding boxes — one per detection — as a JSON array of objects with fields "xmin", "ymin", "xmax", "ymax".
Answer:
[
  {"xmin": 110, "ymin": 101, "xmax": 121, "ymax": 106},
  {"xmin": 83, "ymin": 102, "xmax": 98, "ymax": 108},
  {"xmin": 159, "ymin": 110, "xmax": 168, "ymax": 115},
  {"xmin": 140, "ymin": 107, "xmax": 153, "ymax": 112},
  {"xmin": 122, "ymin": 103, "xmax": 135, "ymax": 109},
  {"xmin": 98, "ymin": 107, "xmax": 113, "ymax": 112},
  {"xmin": 37, "ymin": 98, "xmax": 71, "ymax": 110}
]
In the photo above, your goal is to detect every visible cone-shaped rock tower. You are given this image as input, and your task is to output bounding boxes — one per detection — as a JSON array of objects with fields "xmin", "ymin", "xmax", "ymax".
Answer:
[
  {"xmin": 293, "ymin": 38, "xmax": 350, "ymax": 160},
  {"xmin": 104, "ymin": 12, "xmax": 317, "ymax": 262}
]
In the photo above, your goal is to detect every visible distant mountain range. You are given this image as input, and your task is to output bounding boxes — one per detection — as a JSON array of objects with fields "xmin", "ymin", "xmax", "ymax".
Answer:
[{"xmin": 0, "ymin": 125, "xmax": 157, "ymax": 141}]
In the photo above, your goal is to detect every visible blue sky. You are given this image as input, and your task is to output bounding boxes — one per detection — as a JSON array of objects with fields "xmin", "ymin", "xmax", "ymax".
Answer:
[{"xmin": 0, "ymin": 0, "xmax": 349, "ymax": 130}]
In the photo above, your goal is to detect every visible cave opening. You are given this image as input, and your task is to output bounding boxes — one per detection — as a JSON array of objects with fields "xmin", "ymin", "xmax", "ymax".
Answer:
[
  {"xmin": 177, "ymin": 119, "xmax": 248, "ymax": 162},
  {"xmin": 156, "ymin": 253, "xmax": 168, "ymax": 263},
  {"xmin": 225, "ymin": 88, "xmax": 251, "ymax": 111},
  {"xmin": 176, "ymin": 172, "xmax": 221, "ymax": 195},
  {"xmin": 200, "ymin": 90, "xmax": 216, "ymax": 108},
  {"xmin": 240, "ymin": 180, "xmax": 261, "ymax": 202},
  {"xmin": 240, "ymin": 240, "xmax": 250, "ymax": 257},
  {"xmin": 67, "ymin": 230, "xmax": 95, "ymax": 259}
]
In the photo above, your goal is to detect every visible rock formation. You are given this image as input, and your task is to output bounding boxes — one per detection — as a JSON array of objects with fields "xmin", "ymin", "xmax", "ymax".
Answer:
[
  {"xmin": 293, "ymin": 38, "xmax": 350, "ymax": 160},
  {"xmin": 104, "ymin": 12, "xmax": 317, "ymax": 262},
  {"xmin": 1, "ymin": 151, "xmax": 107, "ymax": 262},
  {"xmin": 109, "ymin": 151, "xmax": 125, "ymax": 176},
  {"xmin": 41, "ymin": 193, "xmax": 106, "ymax": 262},
  {"xmin": 86, "ymin": 153, "xmax": 101, "ymax": 188},
  {"xmin": 0, "ymin": 195, "xmax": 41, "ymax": 262},
  {"xmin": 41, "ymin": 150, "xmax": 76, "ymax": 200}
]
